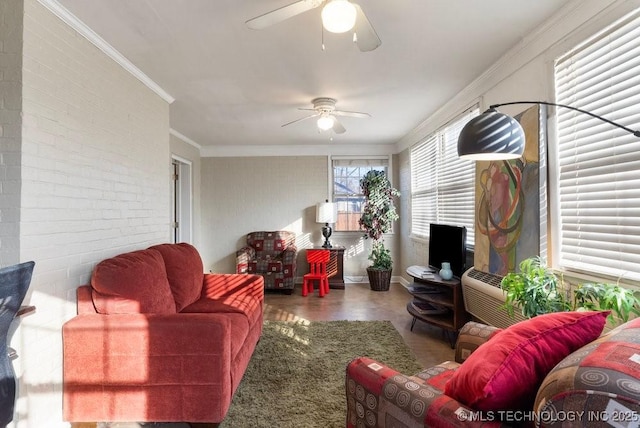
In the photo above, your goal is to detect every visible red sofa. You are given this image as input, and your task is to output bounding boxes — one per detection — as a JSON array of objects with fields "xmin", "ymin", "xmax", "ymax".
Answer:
[{"xmin": 62, "ymin": 243, "xmax": 264, "ymax": 424}]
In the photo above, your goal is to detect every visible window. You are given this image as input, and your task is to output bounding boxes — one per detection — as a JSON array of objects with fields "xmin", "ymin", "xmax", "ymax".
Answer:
[
  {"xmin": 332, "ymin": 157, "xmax": 389, "ymax": 232},
  {"xmin": 410, "ymin": 107, "xmax": 478, "ymax": 246},
  {"xmin": 555, "ymin": 9, "xmax": 640, "ymax": 280}
]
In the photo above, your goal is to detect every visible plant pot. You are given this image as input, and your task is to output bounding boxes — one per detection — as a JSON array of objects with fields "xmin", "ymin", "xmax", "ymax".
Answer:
[{"xmin": 367, "ymin": 267, "xmax": 392, "ymax": 291}]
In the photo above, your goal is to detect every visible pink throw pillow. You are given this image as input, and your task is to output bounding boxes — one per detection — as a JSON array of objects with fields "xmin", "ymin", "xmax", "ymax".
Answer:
[
  {"xmin": 445, "ymin": 311, "xmax": 609, "ymax": 411},
  {"xmin": 149, "ymin": 243, "xmax": 204, "ymax": 311},
  {"xmin": 91, "ymin": 249, "xmax": 176, "ymax": 314}
]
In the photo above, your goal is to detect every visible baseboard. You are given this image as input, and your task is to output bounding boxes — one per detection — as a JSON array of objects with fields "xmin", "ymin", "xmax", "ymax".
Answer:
[{"xmin": 296, "ymin": 275, "xmax": 409, "ymax": 286}]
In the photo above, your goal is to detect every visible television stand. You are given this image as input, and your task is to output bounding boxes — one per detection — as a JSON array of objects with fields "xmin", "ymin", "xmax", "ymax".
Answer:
[{"xmin": 405, "ymin": 265, "xmax": 469, "ymax": 348}]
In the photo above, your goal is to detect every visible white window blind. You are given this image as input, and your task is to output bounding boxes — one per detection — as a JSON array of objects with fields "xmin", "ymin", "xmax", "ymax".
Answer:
[
  {"xmin": 410, "ymin": 107, "xmax": 478, "ymax": 246},
  {"xmin": 555, "ymin": 9, "xmax": 640, "ymax": 280}
]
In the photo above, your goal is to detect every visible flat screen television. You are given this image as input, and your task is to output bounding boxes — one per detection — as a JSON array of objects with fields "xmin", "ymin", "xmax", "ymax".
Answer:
[{"xmin": 428, "ymin": 223, "xmax": 467, "ymax": 278}]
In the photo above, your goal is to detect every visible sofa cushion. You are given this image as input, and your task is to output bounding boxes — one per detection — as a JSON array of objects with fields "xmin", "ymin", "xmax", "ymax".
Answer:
[
  {"xmin": 184, "ymin": 297, "xmax": 261, "ymax": 327},
  {"xmin": 248, "ymin": 258, "xmax": 283, "ymax": 274},
  {"xmin": 91, "ymin": 249, "xmax": 176, "ymax": 314},
  {"xmin": 534, "ymin": 317, "xmax": 640, "ymax": 415},
  {"xmin": 149, "ymin": 243, "xmax": 204, "ymax": 311},
  {"xmin": 445, "ymin": 311, "xmax": 609, "ymax": 411}
]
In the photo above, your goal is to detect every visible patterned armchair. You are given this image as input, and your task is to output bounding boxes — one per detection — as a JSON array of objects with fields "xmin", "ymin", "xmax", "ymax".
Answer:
[
  {"xmin": 347, "ymin": 314, "xmax": 640, "ymax": 427},
  {"xmin": 346, "ymin": 322, "xmax": 503, "ymax": 427},
  {"xmin": 236, "ymin": 231, "xmax": 297, "ymax": 293}
]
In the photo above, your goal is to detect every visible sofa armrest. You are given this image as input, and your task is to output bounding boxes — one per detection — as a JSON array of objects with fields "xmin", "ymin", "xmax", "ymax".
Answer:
[
  {"xmin": 201, "ymin": 273, "xmax": 264, "ymax": 302},
  {"xmin": 347, "ymin": 356, "xmax": 501, "ymax": 427},
  {"xmin": 281, "ymin": 246, "xmax": 297, "ymax": 277},
  {"xmin": 281, "ymin": 245, "xmax": 297, "ymax": 263},
  {"xmin": 236, "ymin": 246, "xmax": 256, "ymax": 273},
  {"xmin": 76, "ymin": 285, "xmax": 97, "ymax": 314},
  {"xmin": 455, "ymin": 321, "xmax": 502, "ymax": 363},
  {"xmin": 63, "ymin": 312, "xmax": 234, "ymax": 386}
]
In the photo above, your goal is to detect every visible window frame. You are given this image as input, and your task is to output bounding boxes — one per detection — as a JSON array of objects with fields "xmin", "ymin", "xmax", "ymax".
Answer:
[{"xmin": 330, "ymin": 155, "xmax": 393, "ymax": 233}]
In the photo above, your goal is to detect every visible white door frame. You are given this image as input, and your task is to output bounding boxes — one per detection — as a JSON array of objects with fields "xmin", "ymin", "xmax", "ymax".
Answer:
[{"xmin": 171, "ymin": 155, "xmax": 193, "ymax": 244}]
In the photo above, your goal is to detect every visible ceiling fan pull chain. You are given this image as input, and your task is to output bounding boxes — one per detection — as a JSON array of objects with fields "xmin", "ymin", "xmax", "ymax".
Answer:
[{"xmin": 321, "ymin": 20, "xmax": 326, "ymax": 51}]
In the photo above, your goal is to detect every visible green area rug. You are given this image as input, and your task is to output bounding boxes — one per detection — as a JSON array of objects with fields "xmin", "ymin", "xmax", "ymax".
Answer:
[{"xmin": 221, "ymin": 320, "xmax": 423, "ymax": 428}]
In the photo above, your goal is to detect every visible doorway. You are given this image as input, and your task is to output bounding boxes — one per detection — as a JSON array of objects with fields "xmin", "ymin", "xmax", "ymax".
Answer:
[{"xmin": 171, "ymin": 156, "xmax": 193, "ymax": 244}]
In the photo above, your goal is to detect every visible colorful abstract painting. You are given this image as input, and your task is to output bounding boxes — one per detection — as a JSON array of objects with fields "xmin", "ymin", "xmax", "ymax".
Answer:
[{"xmin": 474, "ymin": 105, "xmax": 546, "ymax": 276}]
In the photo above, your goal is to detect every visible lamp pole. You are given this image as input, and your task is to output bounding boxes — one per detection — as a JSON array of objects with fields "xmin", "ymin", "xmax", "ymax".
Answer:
[{"xmin": 489, "ymin": 101, "xmax": 640, "ymax": 137}]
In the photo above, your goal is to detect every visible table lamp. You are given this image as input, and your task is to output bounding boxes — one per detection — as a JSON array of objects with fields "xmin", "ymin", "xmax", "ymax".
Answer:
[{"xmin": 316, "ymin": 200, "xmax": 337, "ymax": 248}]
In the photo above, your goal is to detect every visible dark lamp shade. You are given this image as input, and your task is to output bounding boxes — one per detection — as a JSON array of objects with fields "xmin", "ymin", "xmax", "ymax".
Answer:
[{"xmin": 457, "ymin": 109, "xmax": 525, "ymax": 160}]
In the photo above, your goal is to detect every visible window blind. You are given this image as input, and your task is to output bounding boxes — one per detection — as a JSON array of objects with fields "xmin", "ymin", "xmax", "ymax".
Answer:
[
  {"xmin": 555, "ymin": 9, "xmax": 640, "ymax": 280},
  {"xmin": 410, "ymin": 107, "xmax": 478, "ymax": 246}
]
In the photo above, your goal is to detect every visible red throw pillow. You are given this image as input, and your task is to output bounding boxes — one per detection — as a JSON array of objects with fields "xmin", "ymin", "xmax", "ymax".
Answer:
[
  {"xmin": 91, "ymin": 249, "xmax": 176, "ymax": 314},
  {"xmin": 149, "ymin": 243, "xmax": 204, "ymax": 311},
  {"xmin": 445, "ymin": 311, "xmax": 609, "ymax": 411}
]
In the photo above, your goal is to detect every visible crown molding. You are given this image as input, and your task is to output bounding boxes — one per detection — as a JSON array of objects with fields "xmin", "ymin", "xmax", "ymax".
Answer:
[
  {"xmin": 200, "ymin": 143, "xmax": 396, "ymax": 158},
  {"xmin": 37, "ymin": 0, "xmax": 175, "ymax": 104},
  {"xmin": 170, "ymin": 128, "xmax": 202, "ymax": 150}
]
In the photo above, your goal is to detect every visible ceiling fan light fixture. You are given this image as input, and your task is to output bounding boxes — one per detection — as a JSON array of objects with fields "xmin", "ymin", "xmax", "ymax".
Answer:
[
  {"xmin": 321, "ymin": 0, "xmax": 357, "ymax": 34},
  {"xmin": 317, "ymin": 115, "xmax": 335, "ymax": 131}
]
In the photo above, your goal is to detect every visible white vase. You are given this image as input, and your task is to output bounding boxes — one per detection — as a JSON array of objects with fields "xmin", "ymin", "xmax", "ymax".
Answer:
[{"xmin": 439, "ymin": 262, "xmax": 453, "ymax": 280}]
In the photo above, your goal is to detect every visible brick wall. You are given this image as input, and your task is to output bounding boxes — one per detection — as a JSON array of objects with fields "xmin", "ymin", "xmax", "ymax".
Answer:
[
  {"xmin": 7, "ymin": 0, "xmax": 171, "ymax": 426},
  {"xmin": 0, "ymin": 0, "xmax": 24, "ymax": 267}
]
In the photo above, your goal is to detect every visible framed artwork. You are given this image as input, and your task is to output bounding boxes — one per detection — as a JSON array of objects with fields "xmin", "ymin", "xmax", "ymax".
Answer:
[{"xmin": 473, "ymin": 104, "xmax": 547, "ymax": 276}]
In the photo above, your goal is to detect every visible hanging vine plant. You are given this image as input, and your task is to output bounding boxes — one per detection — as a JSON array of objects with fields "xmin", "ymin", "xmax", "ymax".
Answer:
[
  {"xmin": 359, "ymin": 170, "xmax": 400, "ymax": 241},
  {"xmin": 359, "ymin": 170, "xmax": 400, "ymax": 279}
]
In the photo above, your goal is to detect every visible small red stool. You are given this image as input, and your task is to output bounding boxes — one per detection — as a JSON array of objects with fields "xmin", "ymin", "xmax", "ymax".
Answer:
[{"xmin": 302, "ymin": 249, "xmax": 330, "ymax": 297}]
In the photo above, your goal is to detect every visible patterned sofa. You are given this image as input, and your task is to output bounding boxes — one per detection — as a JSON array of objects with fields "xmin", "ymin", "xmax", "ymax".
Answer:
[
  {"xmin": 346, "ymin": 312, "xmax": 640, "ymax": 427},
  {"xmin": 236, "ymin": 231, "xmax": 297, "ymax": 293}
]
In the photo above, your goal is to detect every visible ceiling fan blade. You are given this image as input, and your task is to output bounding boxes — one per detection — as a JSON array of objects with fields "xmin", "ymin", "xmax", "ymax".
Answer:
[
  {"xmin": 246, "ymin": 0, "xmax": 322, "ymax": 30},
  {"xmin": 281, "ymin": 113, "xmax": 319, "ymax": 127},
  {"xmin": 333, "ymin": 109, "xmax": 371, "ymax": 119},
  {"xmin": 353, "ymin": 3, "xmax": 381, "ymax": 52},
  {"xmin": 332, "ymin": 117, "xmax": 346, "ymax": 134}
]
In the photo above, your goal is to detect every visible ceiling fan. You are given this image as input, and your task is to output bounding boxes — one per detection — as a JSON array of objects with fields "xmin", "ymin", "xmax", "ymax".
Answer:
[
  {"xmin": 282, "ymin": 97, "xmax": 371, "ymax": 134},
  {"xmin": 246, "ymin": 0, "xmax": 381, "ymax": 52}
]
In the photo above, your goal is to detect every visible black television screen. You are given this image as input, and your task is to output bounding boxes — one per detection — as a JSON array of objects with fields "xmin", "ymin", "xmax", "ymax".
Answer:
[{"xmin": 428, "ymin": 223, "xmax": 467, "ymax": 277}]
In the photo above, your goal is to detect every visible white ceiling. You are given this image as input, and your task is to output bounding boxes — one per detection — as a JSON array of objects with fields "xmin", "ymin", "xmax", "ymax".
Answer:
[{"xmin": 54, "ymin": 0, "xmax": 573, "ymax": 149}]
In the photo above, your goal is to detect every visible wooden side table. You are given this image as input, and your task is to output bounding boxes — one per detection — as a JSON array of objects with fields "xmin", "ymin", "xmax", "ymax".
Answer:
[
  {"xmin": 406, "ymin": 265, "xmax": 469, "ymax": 348},
  {"xmin": 311, "ymin": 246, "xmax": 345, "ymax": 289}
]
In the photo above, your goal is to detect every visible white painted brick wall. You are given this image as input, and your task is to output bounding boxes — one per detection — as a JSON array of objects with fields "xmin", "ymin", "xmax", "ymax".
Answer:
[
  {"xmin": 0, "ymin": 0, "xmax": 24, "ymax": 267},
  {"xmin": 6, "ymin": 0, "xmax": 171, "ymax": 426}
]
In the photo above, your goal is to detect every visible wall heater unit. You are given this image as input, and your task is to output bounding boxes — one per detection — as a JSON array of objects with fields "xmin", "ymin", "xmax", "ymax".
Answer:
[{"xmin": 461, "ymin": 268, "xmax": 526, "ymax": 329}]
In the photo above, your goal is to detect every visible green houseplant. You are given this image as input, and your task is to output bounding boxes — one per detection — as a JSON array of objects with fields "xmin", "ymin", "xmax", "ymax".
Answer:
[
  {"xmin": 501, "ymin": 256, "xmax": 640, "ymax": 325},
  {"xmin": 359, "ymin": 170, "xmax": 400, "ymax": 291},
  {"xmin": 501, "ymin": 257, "xmax": 571, "ymax": 318}
]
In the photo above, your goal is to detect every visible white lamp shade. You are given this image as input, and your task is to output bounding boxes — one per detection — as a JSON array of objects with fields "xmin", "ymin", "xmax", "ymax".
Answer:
[
  {"xmin": 317, "ymin": 115, "xmax": 334, "ymax": 131},
  {"xmin": 321, "ymin": 0, "xmax": 357, "ymax": 33},
  {"xmin": 316, "ymin": 202, "xmax": 337, "ymax": 223}
]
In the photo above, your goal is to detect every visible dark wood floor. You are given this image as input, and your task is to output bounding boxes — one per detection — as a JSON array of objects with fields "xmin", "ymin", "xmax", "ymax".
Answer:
[
  {"xmin": 76, "ymin": 282, "xmax": 455, "ymax": 428},
  {"xmin": 264, "ymin": 281, "xmax": 455, "ymax": 368}
]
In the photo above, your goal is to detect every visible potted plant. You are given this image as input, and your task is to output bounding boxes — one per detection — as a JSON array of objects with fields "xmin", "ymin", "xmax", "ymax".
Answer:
[
  {"xmin": 573, "ymin": 282, "xmax": 640, "ymax": 324},
  {"xmin": 359, "ymin": 170, "xmax": 400, "ymax": 291},
  {"xmin": 501, "ymin": 256, "xmax": 640, "ymax": 325},
  {"xmin": 501, "ymin": 257, "xmax": 571, "ymax": 318}
]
